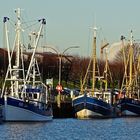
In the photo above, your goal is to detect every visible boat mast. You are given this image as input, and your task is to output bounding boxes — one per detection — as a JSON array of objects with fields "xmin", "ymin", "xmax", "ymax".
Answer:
[
  {"xmin": 100, "ymin": 42, "xmax": 111, "ymax": 91},
  {"xmin": 122, "ymin": 30, "xmax": 134, "ymax": 97},
  {"xmin": 15, "ymin": 8, "xmax": 21, "ymax": 69},
  {"xmin": 80, "ymin": 26, "xmax": 99, "ymax": 94},
  {"xmin": 129, "ymin": 30, "xmax": 133, "ymax": 88},
  {"xmin": 25, "ymin": 19, "xmax": 46, "ymax": 82},
  {"xmin": 104, "ymin": 49, "xmax": 108, "ymax": 91},
  {"xmin": 13, "ymin": 8, "xmax": 22, "ymax": 97},
  {"xmin": 1, "ymin": 17, "xmax": 11, "ymax": 98},
  {"xmin": 27, "ymin": 32, "xmax": 42, "ymax": 86},
  {"xmin": 120, "ymin": 35, "xmax": 128, "ymax": 93},
  {"xmin": 1, "ymin": 8, "xmax": 24, "ymax": 97},
  {"xmin": 126, "ymin": 30, "xmax": 134, "ymax": 97},
  {"xmin": 137, "ymin": 55, "xmax": 140, "ymax": 99},
  {"xmin": 92, "ymin": 26, "xmax": 97, "ymax": 93},
  {"xmin": 3, "ymin": 17, "xmax": 11, "ymax": 73}
]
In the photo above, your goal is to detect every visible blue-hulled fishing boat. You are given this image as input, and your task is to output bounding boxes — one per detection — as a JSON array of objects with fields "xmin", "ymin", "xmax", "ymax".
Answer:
[
  {"xmin": 72, "ymin": 26, "xmax": 113, "ymax": 118},
  {"xmin": 117, "ymin": 32, "xmax": 140, "ymax": 116}
]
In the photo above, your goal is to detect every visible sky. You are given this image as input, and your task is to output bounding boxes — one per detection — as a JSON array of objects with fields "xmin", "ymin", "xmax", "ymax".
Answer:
[{"xmin": 0, "ymin": 0, "xmax": 140, "ymax": 57}]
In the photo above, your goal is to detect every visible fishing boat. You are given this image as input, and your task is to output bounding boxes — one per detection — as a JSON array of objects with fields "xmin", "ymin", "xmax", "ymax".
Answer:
[
  {"xmin": 72, "ymin": 26, "xmax": 113, "ymax": 118},
  {"xmin": 0, "ymin": 8, "xmax": 53, "ymax": 121},
  {"xmin": 117, "ymin": 31, "xmax": 140, "ymax": 116}
]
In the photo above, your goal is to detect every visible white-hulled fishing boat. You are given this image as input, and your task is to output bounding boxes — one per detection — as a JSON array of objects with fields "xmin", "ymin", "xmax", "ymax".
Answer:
[{"xmin": 0, "ymin": 8, "xmax": 53, "ymax": 121}]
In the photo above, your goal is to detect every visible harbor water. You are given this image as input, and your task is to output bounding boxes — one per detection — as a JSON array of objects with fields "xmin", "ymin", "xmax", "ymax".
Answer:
[{"xmin": 0, "ymin": 117, "xmax": 140, "ymax": 140}]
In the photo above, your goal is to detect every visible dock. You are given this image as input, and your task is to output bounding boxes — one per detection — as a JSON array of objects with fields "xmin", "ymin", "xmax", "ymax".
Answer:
[
  {"xmin": 51, "ymin": 102, "xmax": 74, "ymax": 118},
  {"xmin": 49, "ymin": 93, "xmax": 74, "ymax": 118}
]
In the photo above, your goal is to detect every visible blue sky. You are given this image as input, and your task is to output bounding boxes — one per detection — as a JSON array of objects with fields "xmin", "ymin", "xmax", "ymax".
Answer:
[{"xmin": 0, "ymin": 0, "xmax": 140, "ymax": 57}]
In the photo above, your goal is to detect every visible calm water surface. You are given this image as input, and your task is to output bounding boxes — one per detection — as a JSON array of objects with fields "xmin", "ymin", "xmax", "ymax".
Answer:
[{"xmin": 0, "ymin": 117, "xmax": 140, "ymax": 140}]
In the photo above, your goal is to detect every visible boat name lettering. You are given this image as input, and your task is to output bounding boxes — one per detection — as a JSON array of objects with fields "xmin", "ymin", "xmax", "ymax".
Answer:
[
  {"xmin": 19, "ymin": 102, "xmax": 23, "ymax": 107},
  {"xmin": 19, "ymin": 102, "xmax": 28, "ymax": 107}
]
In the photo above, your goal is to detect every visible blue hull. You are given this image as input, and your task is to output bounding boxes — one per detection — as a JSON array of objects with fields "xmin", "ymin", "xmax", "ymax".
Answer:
[
  {"xmin": 0, "ymin": 98, "xmax": 3, "ymax": 121},
  {"xmin": 72, "ymin": 94, "xmax": 112, "ymax": 117},
  {"xmin": 0, "ymin": 97, "xmax": 4, "ymax": 105},
  {"xmin": 118, "ymin": 98, "xmax": 140, "ymax": 115},
  {"xmin": 0, "ymin": 96, "xmax": 53, "ymax": 121}
]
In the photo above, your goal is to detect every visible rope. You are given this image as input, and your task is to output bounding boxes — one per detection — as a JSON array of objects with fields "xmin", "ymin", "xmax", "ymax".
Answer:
[{"xmin": 24, "ymin": 22, "xmax": 39, "ymax": 30}]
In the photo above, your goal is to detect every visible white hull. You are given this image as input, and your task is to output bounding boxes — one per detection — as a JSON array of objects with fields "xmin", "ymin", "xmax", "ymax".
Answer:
[
  {"xmin": 1, "ymin": 9, "xmax": 53, "ymax": 122},
  {"xmin": 76, "ymin": 109, "xmax": 103, "ymax": 119},
  {"xmin": 2, "ymin": 105, "xmax": 52, "ymax": 121}
]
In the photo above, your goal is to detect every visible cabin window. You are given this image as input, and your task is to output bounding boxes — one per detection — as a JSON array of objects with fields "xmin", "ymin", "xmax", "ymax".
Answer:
[
  {"xmin": 34, "ymin": 94, "xmax": 37, "ymax": 99},
  {"xmin": 29, "ymin": 93, "xmax": 32, "ymax": 98}
]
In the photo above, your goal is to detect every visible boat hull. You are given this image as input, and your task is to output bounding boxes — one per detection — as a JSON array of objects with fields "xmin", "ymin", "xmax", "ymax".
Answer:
[
  {"xmin": 72, "ymin": 94, "xmax": 112, "ymax": 118},
  {"xmin": 0, "ymin": 97, "xmax": 53, "ymax": 121},
  {"xmin": 76, "ymin": 109, "xmax": 103, "ymax": 119},
  {"xmin": 118, "ymin": 98, "xmax": 140, "ymax": 116}
]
